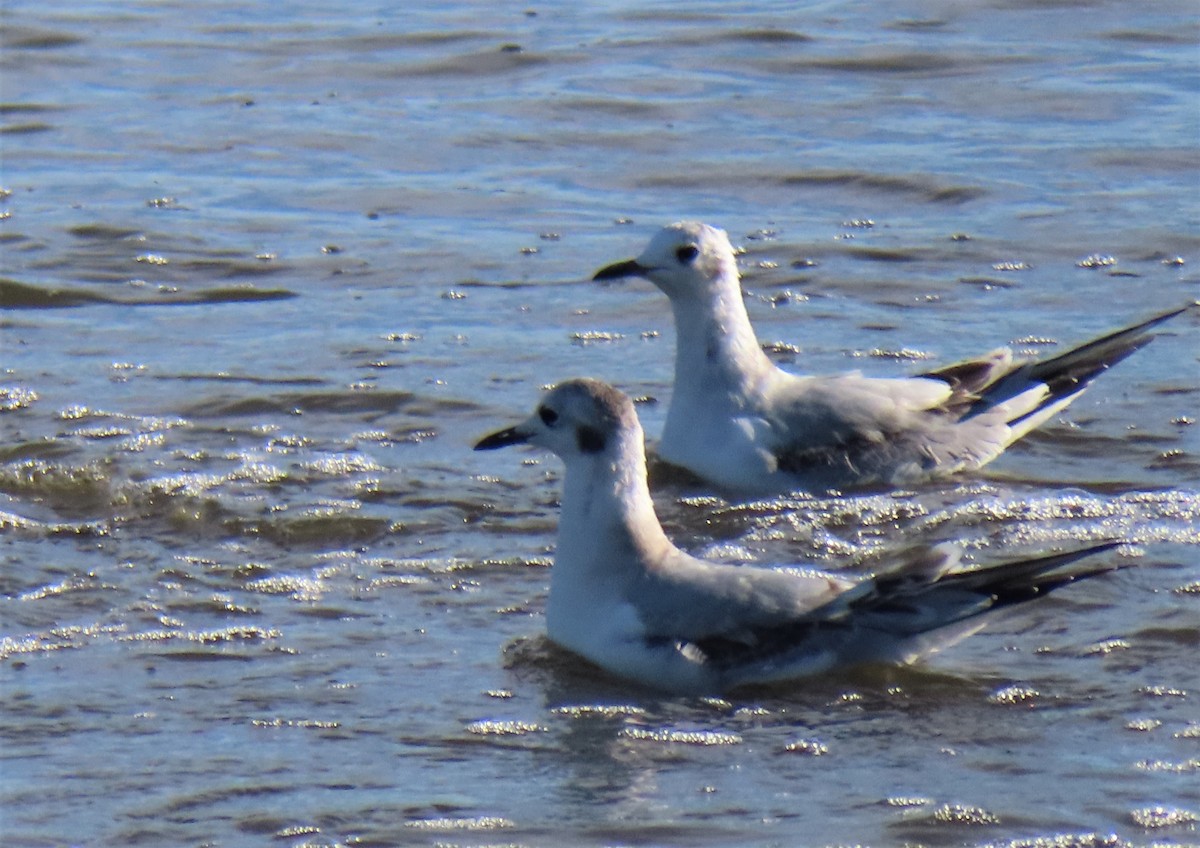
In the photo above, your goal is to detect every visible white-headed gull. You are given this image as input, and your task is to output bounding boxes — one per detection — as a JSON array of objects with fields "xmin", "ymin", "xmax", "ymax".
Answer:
[
  {"xmin": 594, "ymin": 221, "xmax": 1190, "ymax": 496},
  {"xmin": 475, "ymin": 378, "xmax": 1121, "ymax": 694}
]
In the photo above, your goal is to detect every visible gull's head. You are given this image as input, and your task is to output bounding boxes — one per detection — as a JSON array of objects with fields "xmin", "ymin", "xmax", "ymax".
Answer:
[
  {"xmin": 474, "ymin": 378, "xmax": 641, "ymax": 463},
  {"xmin": 592, "ymin": 221, "xmax": 739, "ymax": 301}
]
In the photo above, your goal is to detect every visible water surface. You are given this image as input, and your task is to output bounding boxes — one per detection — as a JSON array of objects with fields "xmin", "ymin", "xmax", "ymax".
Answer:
[{"xmin": 2, "ymin": 1, "xmax": 1198, "ymax": 846}]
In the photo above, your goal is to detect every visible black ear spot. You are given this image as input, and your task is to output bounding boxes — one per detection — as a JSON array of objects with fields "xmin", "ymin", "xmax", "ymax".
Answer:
[
  {"xmin": 576, "ymin": 425, "xmax": 606, "ymax": 454},
  {"xmin": 675, "ymin": 244, "xmax": 699, "ymax": 264}
]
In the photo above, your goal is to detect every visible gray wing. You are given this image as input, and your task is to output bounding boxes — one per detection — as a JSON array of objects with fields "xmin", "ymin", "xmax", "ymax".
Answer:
[
  {"xmin": 760, "ymin": 370, "xmax": 1007, "ymax": 482},
  {"xmin": 762, "ymin": 305, "xmax": 1190, "ymax": 483},
  {"xmin": 629, "ymin": 549, "xmax": 852, "ymax": 646},
  {"xmin": 686, "ymin": 542, "xmax": 1122, "ymax": 679}
]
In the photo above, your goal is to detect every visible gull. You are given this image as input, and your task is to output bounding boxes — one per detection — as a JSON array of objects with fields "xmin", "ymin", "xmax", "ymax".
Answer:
[
  {"xmin": 474, "ymin": 378, "xmax": 1121, "ymax": 694},
  {"xmin": 593, "ymin": 221, "xmax": 1190, "ymax": 496}
]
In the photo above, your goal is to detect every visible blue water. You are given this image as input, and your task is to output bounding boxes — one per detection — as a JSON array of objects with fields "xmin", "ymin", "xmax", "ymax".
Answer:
[{"xmin": 2, "ymin": 1, "xmax": 1198, "ymax": 846}]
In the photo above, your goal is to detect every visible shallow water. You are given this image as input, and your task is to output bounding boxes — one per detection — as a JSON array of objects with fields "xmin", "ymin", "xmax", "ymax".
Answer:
[{"xmin": 2, "ymin": 1, "xmax": 1199, "ymax": 846}]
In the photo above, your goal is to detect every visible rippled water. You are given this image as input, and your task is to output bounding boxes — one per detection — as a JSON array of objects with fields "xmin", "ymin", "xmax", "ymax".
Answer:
[{"xmin": 2, "ymin": 1, "xmax": 1198, "ymax": 846}]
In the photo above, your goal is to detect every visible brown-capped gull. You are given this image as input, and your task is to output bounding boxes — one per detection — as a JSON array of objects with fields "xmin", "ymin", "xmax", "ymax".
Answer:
[
  {"xmin": 474, "ymin": 378, "xmax": 1122, "ymax": 694},
  {"xmin": 594, "ymin": 221, "xmax": 1191, "ymax": 496}
]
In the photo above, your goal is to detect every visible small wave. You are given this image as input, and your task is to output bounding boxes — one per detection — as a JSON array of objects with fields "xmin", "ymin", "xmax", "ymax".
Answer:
[
  {"xmin": 0, "ymin": 278, "xmax": 296, "ymax": 309},
  {"xmin": 637, "ymin": 167, "xmax": 986, "ymax": 204},
  {"xmin": 759, "ymin": 50, "xmax": 1029, "ymax": 77},
  {"xmin": 1, "ymin": 26, "xmax": 84, "ymax": 49},
  {"xmin": 378, "ymin": 46, "xmax": 570, "ymax": 79},
  {"xmin": 181, "ymin": 389, "xmax": 416, "ymax": 418}
]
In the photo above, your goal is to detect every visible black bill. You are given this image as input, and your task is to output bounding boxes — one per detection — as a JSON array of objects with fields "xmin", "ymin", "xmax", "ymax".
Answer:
[
  {"xmin": 473, "ymin": 426, "xmax": 528, "ymax": 451},
  {"xmin": 592, "ymin": 258, "xmax": 645, "ymax": 282}
]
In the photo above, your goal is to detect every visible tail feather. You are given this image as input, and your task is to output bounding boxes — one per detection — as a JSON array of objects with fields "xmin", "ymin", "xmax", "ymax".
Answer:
[{"xmin": 920, "ymin": 349, "xmax": 1014, "ymax": 399}]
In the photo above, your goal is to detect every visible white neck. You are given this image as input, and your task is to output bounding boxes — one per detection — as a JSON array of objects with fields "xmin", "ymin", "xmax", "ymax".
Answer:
[
  {"xmin": 668, "ymin": 280, "xmax": 774, "ymax": 404},
  {"xmin": 552, "ymin": 433, "xmax": 673, "ymax": 590}
]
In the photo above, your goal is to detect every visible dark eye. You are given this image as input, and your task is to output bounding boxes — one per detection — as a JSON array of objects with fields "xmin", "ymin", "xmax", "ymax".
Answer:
[
  {"xmin": 537, "ymin": 406, "xmax": 558, "ymax": 426},
  {"xmin": 675, "ymin": 245, "xmax": 699, "ymax": 264}
]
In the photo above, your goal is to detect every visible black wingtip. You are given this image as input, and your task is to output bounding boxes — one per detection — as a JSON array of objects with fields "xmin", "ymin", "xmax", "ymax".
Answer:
[
  {"xmin": 1014, "ymin": 304, "xmax": 1192, "ymax": 410},
  {"xmin": 983, "ymin": 540, "xmax": 1128, "ymax": 606}
]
